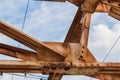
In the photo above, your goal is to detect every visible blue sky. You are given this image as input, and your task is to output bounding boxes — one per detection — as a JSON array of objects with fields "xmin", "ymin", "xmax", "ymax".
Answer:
[{"xmin": 0, "ymin": 0, "xmax": 120, "ymax": 80}]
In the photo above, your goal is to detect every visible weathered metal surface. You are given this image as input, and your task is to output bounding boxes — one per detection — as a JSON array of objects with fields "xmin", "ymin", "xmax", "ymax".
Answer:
[
  {"xmin": 109, "ymin": 7, "xmax": 120, "ymax": 20},
  {"xmin": 81, "ymin": 0, "xmax": 100, "ymax": 13},
  {"xmin": 0, "ymin": 48, "xmax": 39, "ymax": 61},
  {"xmin": 0, "ymin": 60, "xmax": 119, "ymax": 76},
  {"xmin": 80, "ymin": 13, "xmax": 91, "ymax": 46},
  {"xmin": 64, "ymin": 7, "xmax": 83, "ymax": 43},
  {"xmin": 0, "ymin": 0, "xmax": 120, "ymax": 80},
  {"xmin": 112, "ymin": 0, "xmax": 120, "ymax": 3},
  {"xmin": 0, "ymin": 20, "xmax": 64, "ymax": 61},
  {"xmin": 48, "ymin": 73, "xmax": 62, "ymax": 80},
  {"xmin": 79, "ymin": 13, "xmax": 97, "ymax": 63},
  {"xmin": 65, "ymin": 44, "xmax": 96, "ymax": 65},
  {"xmin": 64, "ymin": 9, "xmax": 96, "ymax": 64},
  {"xmin": 68, "ymin": 0, "xmax": 84, "ymax": 6},
  {"xmin": 0, "ymin": 41, "xmax": 96, "ymax": 63},
  {"xmin": 95, "ymin": 2, "xmax": 111, "ymax": 12},
  {"xmin": 0, "ymin": 43, "xmax": 39, "ymax": 61},
  {"xmin": 80, "ymin": 49, "xmax": 97, "ymax": 62},
  {"xmin": 102, "ymin": 0, "xmax": 120, "ymax": 8},
  {"xmin": 44, "ymin": 42, "xmax": 68, "ymax": 57},
  {"xmin": 94, "ymin": 74, "xmax": 120, "ymax": 80}
]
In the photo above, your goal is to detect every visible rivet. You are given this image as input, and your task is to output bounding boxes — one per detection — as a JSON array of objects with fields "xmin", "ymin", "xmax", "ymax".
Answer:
[{"xmin": 108, "ymin": 0, "xmax": 111, "ymax": 3}]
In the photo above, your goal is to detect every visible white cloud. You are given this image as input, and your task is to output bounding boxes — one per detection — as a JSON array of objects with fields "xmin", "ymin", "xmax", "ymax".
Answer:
[
  {"xmin": 0, "ymin": 0, "xmax": 26, "ymax": 24},
  {"xmin": 0, "ymin": 0, "xmax": 28, "ymax": 46},
  {"xmin": 89, "ymin": 23, "xmax": 120, "ymax": 62},
  {"xmin": 22, "ymin": 1, "xmax": 77, "ymax": 41}
]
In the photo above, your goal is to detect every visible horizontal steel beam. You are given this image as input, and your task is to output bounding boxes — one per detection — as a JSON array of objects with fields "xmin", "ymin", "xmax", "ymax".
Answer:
[
  {"xmin": 0, "ymin": 43, "xmax": 39, "ymax": 61},
  {"xmin": 94, "ymin": 74, "xmax": 120, "ymax": 80},
  {"xmin": 0, "ymin": 42, "xmax": 96, "ymax": 63},
  {"xmin": 0, "ymin": 60, "xmax": 119, "ymax": 76},
  {"xmin": 0, "ymin": 42, "xmax": 66, "ymax": 61}
]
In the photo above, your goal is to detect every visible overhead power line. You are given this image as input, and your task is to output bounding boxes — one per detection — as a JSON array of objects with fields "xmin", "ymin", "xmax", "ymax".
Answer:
[
  {"xmin": 103, "ymin": 35, "xmax": 120, "ymax": 62},
  {"xmin": 15, "ymin": 0, "xmax": 48, "ymax": 79},
  {"xmin": 18, "ymin": 0, "xmax": 30, "ymax": 47},
  {"xmin": 90, "ymin": 34, "xmax": 120, "ymax": 80},
  {"xmin": 21, "ymin": 0, "xmax": 30, "ymax": 31}
]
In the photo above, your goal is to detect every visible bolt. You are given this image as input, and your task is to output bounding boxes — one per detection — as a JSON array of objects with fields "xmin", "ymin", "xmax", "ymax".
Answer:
[
  {"xmin": 108, "ymin": 0, "xmax": 111, "ymax": 3},
  {"xmin": 118, "ymin": 4, "xmax": 120, "ymax": 6},
  {"xmin": 81, "ymin": 51, "xmax": 84, "ymax": 53}
]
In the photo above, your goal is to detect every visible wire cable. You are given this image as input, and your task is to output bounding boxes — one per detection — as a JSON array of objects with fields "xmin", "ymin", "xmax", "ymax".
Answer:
[
  {"xmin": 90, "ymin": 34, "xmax": 120, "ymax": 80},
  {"xmin": 11, "ymin": 0, "xmax": 48, "ymax": 79},
  {"xmin": 18, "ymin": 0, "xmax": 30, "ymax": 47},
  {"xmin": 103, "ymin": 35, "xmax": 120, "ymax": 62},
  {"xmin": 21, "ymin": 0, "xmax": 30, "ymax": 31}
]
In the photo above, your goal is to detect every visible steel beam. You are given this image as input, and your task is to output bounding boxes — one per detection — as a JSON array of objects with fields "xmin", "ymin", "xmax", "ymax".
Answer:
[
  {"xmin": 0, "ymin": 20, "xmax": 64, "ymax": 61},
  {"xmin": 0, "ymin": 43, "xmax": 39, "ymax": 61},
  {"xmin": 48, "ymin": 73, "xmax": 62, "ymax": 80},
  {"xmin": 0, "ymin": 60, "xmax": 119, "ymax": 76},
  {"xmin": 64, "ymin": 7, "xmax": 83, "ymax": 43},
  {"xmin": 0, "ymin": 42, "xmax": 96, "ymax": 63},
  {"xmin": 94, "ymin": 74, "xmax": 120, "ymax": 80}
]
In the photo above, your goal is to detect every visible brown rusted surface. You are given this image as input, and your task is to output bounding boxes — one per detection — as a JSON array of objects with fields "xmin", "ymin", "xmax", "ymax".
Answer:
[
  {"xmin": 112, "ymin": 0, "xmax": 120, "ymax": 3},
  {"xmin": 95, "ymin": 2, "xmax": 111, "ymax": 12},
  {"xmin": 64, "ymin": 10, "xmax": 96, "ymax": 65},
  {"xmin": 44, "ymin": 42, "xmax": 68, "ymax": 57},
  {"xmin": 0, "ymin": 0, "xmax": 120, "ymax": 80},
  {"xmin": 68, "ymin": 0, "xmax": 84, "ymax": 6},
  {"xmin": 0, "ymin": 42, "xmax": 96, "ymax": 62},
  {"xmin": 81, "ymin": 0, "xmax": 100, "ymax": 13},
  {"xmin": 0, "ymin": 43, "xmax": 36, "ymax": 55},
  {"xmin": 0, "ymin": 48, "xmax": 39, "ymax": 61},
  {"xmin": 80, "ymin": 13, "xmax": 91, "ymax": 46},
  {"xmin": 0, "ymin": 60, "xmax": 119, "ymax": 76},
  {"xmin": 65, "ymin": 43, "xmax": 81, "ymax": 65},
  {"xmin": 64, "ymin": 7, "xmax": 83, "ymax": 43},
  {"xmin": 102, "ymin": 0, "xmax": 120, "ymax": 8},
  {"xmin": 48, "ymin": 73, "xmax": 62, "ymax": 80},
  {"xmin": 65, "ymin": 44, "xmax": 96, "ymax": 65},
  {"xmin": 0, "ymin": 43, "xmax": 39, "ymax": 61},
  {"xmin": 80, "ymin": 49, "xmax": 97, "ymax": 62},
  {"xmin": 109, "ymin": 7, "xmax": 120, "ymax": 20},
  {"xmin": 0, "ymin": 20, "xmax": 64, "ymax": 61},
  {"xmin": 79, "ymin": 13, "xmax": 97, "ymax": 62},
  {"xmin": 94, "ymin": 74, "xmax": 120, "ymax": 80}
]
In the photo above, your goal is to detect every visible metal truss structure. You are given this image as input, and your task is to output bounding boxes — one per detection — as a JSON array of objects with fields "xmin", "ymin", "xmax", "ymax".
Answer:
[{"xmin": 0, "ymin": 0, "xmax": 120, "ymax": 80}]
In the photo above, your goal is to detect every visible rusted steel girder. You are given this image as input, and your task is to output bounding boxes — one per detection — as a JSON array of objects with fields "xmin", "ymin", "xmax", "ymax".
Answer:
[
  {"xmin": 0, "ymin": 20, "xmax": 64, "ymax": 61},
  {"xmin": 0, "ymin": 60, "xmax": 119, "ymax": 76},
  {"xmin": 94, "ymin": 74, "xmax": 120, "ymax": 80},
  {"xmin": 0, "ymin": 42, "xmax": 96, "ymax": 63},
  {"xmin": 0, "ymin": 0, "xmax": 120, "ymax": 80},
  {"xmin": 0, "ymin": 8, "xmax": 96, "ymax": 80},
  {"xmin": 0, "ymin": 43, "xmax": 39, "ymax": 61},
  {"xmin": 64, "ymin": 7, "xmax": 83, "ymax": 43},
  {"xmin": 48, "ymin": 73, "xmax": 62, "ymax": 80}
]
